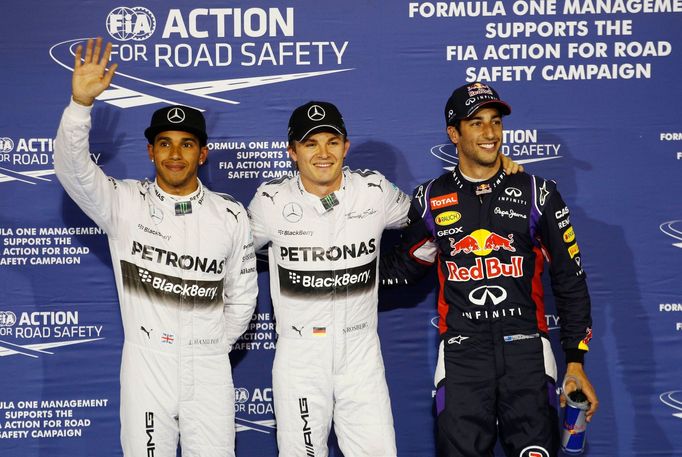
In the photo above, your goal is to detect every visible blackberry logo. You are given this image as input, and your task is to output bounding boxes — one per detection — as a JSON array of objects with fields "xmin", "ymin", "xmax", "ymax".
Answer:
[
  {"xmin": 122, "ymin": 261, "xmax": 222, "ymax": 304},
  {"xmin": 288, "ymin": 272, "xmax": 301, "ymax": 284},
  {"xmin": 0, "ymin": 311, "xmax": 17, "ymax": 326},
  {"xmin": 278, "ymin": 259, "xmax": 377, "ymax": 297},
  {"xmin": 138, "ymin": 268, "xmax": 153, "ymax": 283},
  {"xmin": 106, "ymin": 7, "xmax": 156, "ymax": 41}
]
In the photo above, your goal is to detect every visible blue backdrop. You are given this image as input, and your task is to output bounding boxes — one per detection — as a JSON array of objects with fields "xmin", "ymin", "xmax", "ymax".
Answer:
[{"xmin": 1, "ymin": 1, "xmax": 681, "ymax": 456}]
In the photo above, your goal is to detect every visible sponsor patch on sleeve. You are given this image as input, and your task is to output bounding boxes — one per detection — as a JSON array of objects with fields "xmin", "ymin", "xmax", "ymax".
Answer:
[{"xmin": 430, "ymin": 192, "xmax": 458, "ymax": 210}]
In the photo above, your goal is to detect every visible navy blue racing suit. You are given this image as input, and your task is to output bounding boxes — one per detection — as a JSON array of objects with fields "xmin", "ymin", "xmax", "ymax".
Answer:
[{"xmin": 381, "ymin": 166, "xmax": 593, "ymax": 457}]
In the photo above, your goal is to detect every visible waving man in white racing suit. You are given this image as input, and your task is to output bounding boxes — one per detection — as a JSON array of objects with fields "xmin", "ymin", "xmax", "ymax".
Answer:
[{"xmin": 54, "ymin": 38, "xmax": 257, "ymax": 457}]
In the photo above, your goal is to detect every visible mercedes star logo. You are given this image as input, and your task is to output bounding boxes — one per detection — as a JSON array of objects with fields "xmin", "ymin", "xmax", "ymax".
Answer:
[
  {"xmin": 167, "ymin": 107, "xmax": 186, "ymax": 123},
  {"xmin": 307, "ymin": 105, "xmax": 326, "ymax": 121},
  {"xmin": 283, "ymin": 202, "xmax": 303, "ymax": 223},
  {"xmin": 468, "ymin": 285, "xmax": 507, "ymax": 306}
]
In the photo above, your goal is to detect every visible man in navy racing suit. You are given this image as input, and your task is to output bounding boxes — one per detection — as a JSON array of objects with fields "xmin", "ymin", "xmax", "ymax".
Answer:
[
  {"xmin": 381, "ymin": 82, "xmax": 598, "ymax": 457},
  {"xmin": 54, "ymin": 38, "xmax": 257, "ymax": 457}
]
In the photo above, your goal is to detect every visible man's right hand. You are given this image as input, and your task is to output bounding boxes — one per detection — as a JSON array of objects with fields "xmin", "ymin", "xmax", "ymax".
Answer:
[{"xmin": 72, "ymin": 37, "xmax": 118, "ymax": 106}]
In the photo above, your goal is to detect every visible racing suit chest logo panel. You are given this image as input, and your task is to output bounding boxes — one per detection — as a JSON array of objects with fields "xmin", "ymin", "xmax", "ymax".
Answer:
[
  {"xmin": 277, "ymin": 239, "xmax": 378, "ymax": 297},
  {"xmin": 278, "ymin": 258, "xmax": 377, "ymax": 297},
  {"xmin": 445, "ymin": 230, "xmax": 524, "ymax": 283}
]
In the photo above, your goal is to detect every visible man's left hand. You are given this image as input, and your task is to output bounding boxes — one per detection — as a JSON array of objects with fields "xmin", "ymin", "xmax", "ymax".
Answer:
[{"xmin": 561, "ymin": 362, "xmax": 599, "ymax": 422}]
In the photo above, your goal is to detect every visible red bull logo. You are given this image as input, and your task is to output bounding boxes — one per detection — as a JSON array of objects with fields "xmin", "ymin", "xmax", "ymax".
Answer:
[
  {"xmin": 578, "ymin": 327, "xmax": 592, "ymax": 351},
  {"xmin": 446, "ymin": 256, "xmax": 523, "ymax": 282},
  {"xmin": 450, "ymin": 229, "xmax": 515, "ymax": 256}
]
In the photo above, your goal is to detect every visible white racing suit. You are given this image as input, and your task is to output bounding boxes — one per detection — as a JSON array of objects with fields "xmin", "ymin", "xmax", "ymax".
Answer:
[
  {"xmin": 248, "ymin": 168, "xmax": 409, "ymax": 457},
  {"xmin": 54, "ymin": 101, "xmax": 258, "ymax": 457}
]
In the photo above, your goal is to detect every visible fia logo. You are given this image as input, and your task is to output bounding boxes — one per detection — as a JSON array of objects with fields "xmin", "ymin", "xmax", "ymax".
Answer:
[{"xmin": 106, "ymin": 7, "xmax": 156, "ymax": 41}]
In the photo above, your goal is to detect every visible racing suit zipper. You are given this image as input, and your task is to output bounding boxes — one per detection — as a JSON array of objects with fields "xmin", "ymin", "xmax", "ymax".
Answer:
[{"xmin": 478, "ymin": 188, "xmax": 506, "ymax": 378}]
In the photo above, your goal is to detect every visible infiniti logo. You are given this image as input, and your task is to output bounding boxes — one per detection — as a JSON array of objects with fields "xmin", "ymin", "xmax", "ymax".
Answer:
[
  {"xmin": 468, "ymin": 285, "xmax": 507, "ymax": 306},
  {"xmin": 283, "ymin": 202, "xmax": 303, "ymax": 223},
  {"xmin": 167, "ymin": 107, "xmax": 185, "ymax": 123},
  {"xmin": 505, "ymin": 187, "xmax": 522, "ymax": 198},
  {"xmin": 307, "ymin": 105, "xmax": 325, "ymax": 121}
]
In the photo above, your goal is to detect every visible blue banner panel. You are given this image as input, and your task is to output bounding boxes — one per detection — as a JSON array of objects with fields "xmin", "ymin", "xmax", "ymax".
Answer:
[{"xmin": 1, "ymin": 1, "xmax": 681, "ymax": 456}]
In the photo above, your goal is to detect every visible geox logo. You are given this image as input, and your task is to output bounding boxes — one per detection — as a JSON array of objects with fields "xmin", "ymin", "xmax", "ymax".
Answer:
[
  {"xmin": 299, "ymin": 398, "xmax": 315, "ymax": 457},
  {"xmin": 145, "ymin": 411, "xmax": 155, "ymax": 457}
]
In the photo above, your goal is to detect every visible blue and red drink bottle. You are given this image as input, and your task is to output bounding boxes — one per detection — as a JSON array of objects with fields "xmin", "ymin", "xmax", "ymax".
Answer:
[{"xmin": 561, "ymin": 376, "xmax": 590, "ymax": 455}]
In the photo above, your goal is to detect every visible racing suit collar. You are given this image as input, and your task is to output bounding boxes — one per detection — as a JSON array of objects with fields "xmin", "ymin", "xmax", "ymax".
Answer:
[
  {"xmin": 452, "ymin": 164, "xmax": 507, "ymax": 195},
  {"xmin": 150, "ymin": 178, "xmax": 206, "ymax": 211},
  {"xmin": 295, "ymin": 167, "xmax": 348, "ymax": 215}
]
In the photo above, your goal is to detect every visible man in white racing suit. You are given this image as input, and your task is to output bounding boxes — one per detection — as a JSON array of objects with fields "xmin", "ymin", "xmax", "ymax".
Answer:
[
  {"xmin": 248, "ymin": 101, "xmax": 410, "ymax": 456},
  {"xmin": 54, "ymin": 38, "xmax": 257, "ymax": 457}
]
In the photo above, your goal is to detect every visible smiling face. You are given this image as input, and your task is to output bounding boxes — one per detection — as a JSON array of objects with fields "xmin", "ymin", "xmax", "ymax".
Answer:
[
  {"xmin": 448, "ymin": 107, "xmax": 503, "ymax": 179},
  {"xmin": 147, "ymin": 130, "xmax": 208, "ymax": 196},
  {"xmin": 288, "ymin": 131, "xmax": 349, "ymax": 197}
]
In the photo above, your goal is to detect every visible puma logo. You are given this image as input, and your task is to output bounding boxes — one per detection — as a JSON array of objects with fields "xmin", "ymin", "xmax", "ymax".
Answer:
[
  {"xmin": 292, "ymin": 326, "xmax": 303, "ymax": 337},
  {"xmin": 367, "ymin": 180, "xmax": 383, "ymax": 191},
  {"xmin": 262, "ymin": 191, "xmax": 279, "ymax": 204},
  {"xmin": 226, "ymin": 207, "xmax": 240, "ymax": 221},
  {"xmin": 140, "ymin": 326, "xmax": 152, "ymax": 339}
]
